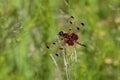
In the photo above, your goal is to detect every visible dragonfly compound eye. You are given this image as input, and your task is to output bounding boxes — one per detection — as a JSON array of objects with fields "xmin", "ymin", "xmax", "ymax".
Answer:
[{"xmin": 59, "ymin": 31, "xmax": 64, "ymax": 36}]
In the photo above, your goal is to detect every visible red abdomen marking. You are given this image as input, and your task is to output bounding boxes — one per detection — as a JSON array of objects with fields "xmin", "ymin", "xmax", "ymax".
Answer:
[
  {"xmin": 62, "ymin": 33, "xmax": 78, "ymax": 46},
  {"xmin": 71, "ymin": 33, "xmax": 78, "ymax": 41},
  {"xmin": 66, "ymin": 40, "xmax": 74, "ymax": 46}
]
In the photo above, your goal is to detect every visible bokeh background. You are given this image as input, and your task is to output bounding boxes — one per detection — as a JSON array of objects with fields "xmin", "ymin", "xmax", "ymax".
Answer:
[{"xmin": 0, "ymin": 0, "xmax": 120, "ymax": 80}]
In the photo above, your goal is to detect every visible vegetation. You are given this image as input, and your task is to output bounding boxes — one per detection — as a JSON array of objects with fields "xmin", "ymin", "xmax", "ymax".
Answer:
[{"xmin": 0, "ymin": 0, "xmax": 120, "ymax": 80}]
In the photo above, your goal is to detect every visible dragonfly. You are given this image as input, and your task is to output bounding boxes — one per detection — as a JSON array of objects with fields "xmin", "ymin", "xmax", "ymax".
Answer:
[{"xmin": 47, "ymin": 15, "xmax": 86, "ymax": 56}]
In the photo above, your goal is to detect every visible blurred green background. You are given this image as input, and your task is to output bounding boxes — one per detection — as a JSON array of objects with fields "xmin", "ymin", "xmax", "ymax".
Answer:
[{"xmin": 0, "ymin": 0, "xmax": 120, "ymax": 80}]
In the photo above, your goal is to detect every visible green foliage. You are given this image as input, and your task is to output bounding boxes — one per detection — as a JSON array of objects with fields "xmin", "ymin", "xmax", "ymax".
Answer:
[{"xmin": 0, "ymin": 0, "xmax": 120, "ymax": 80}]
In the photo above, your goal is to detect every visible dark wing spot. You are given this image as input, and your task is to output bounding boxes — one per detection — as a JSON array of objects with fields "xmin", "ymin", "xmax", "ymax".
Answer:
[
  {"xmin": 55, "ymin": 53, "xmax": 59, "ymax": 56},
  {"xmin": 69, "ymin": 28, "xmax": 72, "ymax": 31},
  {"xmin": 53, "ymin": 42, "xmax": 56, "ymax": 44},
  {"xmin": 70, "ymin": 16, "xmax": 74, "ymax": 19},
  {"xmin": 81, "ymin": 22, "xmax": 84, "ymax": 26},
  {"xmin": 70, "ymin": 21, "xmax": 72, "ymax": 24},
  {"xmin": 46, "ymin": 46, "xmax": 50, "ymax": 49},
  {"xmin": 60, "ymin": 38, "xmax": 63, "ymax": 40},
  {"xmin": 77, "ymin": 27, "xmax": 80, "ymax": 30},
  {"xmin": 59, "ymin": 48, "xmax": 63, "ymax": 50}
]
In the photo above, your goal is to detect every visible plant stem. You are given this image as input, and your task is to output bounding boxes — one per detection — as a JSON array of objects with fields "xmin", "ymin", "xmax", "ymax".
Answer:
[
  {"xmin": 50, "ymin": 54, "xmax": 62, "ymax": 80},
  {"xmin": 62, "ymin": 48, "xmax": 69, "ymax": 80},
  {"xmin": 50, "ymin": 54, "xmax": 58, "ymax": 68}
]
